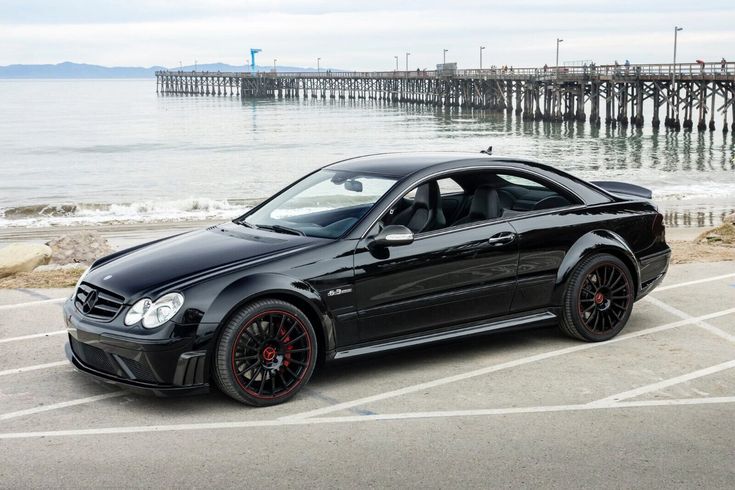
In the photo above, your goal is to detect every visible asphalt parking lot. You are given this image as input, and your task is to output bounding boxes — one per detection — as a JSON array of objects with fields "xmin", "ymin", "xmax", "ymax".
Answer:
[{"xmin": 1, "ymin": 261, "xmax": 734, "ymax": 488}]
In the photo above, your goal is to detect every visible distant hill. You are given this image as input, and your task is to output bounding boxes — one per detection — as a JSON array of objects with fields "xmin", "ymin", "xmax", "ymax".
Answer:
[
  {"xmin": 0, "ymin": 61, "xmax": 328, "ymax": 79},
  {"xmin": 0, "ymin": 62, "xmax": 163, "ymax": 78}
]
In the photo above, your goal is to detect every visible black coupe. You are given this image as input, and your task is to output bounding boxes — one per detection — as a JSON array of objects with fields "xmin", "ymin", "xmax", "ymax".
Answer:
[{"xmin": 64, "ymin": 152, "xmax": 671, "ymax": 406}]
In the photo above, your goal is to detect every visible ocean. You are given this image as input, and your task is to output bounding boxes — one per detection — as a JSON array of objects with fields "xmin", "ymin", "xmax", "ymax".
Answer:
[{"xmin": 1, "ymin": 78, "xmax": 734, "ymax": 229}]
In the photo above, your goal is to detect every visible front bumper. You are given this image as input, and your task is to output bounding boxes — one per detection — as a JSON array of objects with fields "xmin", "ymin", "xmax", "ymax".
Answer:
[{"xmin": 64, "ymin": 299, "xmax": 210, "ymax": 397}]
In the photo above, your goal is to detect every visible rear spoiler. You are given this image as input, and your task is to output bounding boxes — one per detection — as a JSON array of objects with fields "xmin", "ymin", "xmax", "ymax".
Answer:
[{"xmin": 590, "ymin": 181, "xmax": 652, "ymax": 200}]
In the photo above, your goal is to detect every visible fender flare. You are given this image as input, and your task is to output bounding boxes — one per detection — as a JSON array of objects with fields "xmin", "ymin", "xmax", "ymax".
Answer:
[
  {"xmin": 552, "ymin": 230, "xmax": 641, "ymax": 304},
  {"xmin": 200, "ymin": 272, "xmax": 335, "ymax": 355}
]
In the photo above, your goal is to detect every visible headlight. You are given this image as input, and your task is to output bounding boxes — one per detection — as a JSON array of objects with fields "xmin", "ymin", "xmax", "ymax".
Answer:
[
  {"xmin": 141, "ymin": 292, "xmax": 184, "ymax": 329},
  {"xmin": 124, "ymin": 297, "xmax": 152, "ymax": 326},
  {"xmin": 72, "ymin": 266, "xmax": 91, "ymax": 299}
]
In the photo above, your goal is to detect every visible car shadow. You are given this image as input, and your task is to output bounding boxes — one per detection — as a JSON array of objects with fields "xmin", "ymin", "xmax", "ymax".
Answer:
[
  {"xmin": 310, "ymin": 325, "xmax": 566, "ymax": 385},
  {"xmin": 92, "ymin": 325, "xmax": 570, "ymax": 413}
]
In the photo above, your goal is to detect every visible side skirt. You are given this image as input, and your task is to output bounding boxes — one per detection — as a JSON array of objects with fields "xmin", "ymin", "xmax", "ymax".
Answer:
[{"xmin": 333, "ymin": 311, "xmax": 557, "ymax": 360}]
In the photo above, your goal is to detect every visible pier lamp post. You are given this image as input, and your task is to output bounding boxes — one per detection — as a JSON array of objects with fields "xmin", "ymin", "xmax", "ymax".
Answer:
[
  {"xmin": 480, "ymin": 46, "xmax": 486, "ymax": 69},
  {"xmin": 672, "ymin": 26, "xmax": 683, "ymax": 83},
  {"xmin": 194, "ymin": 60, "xmax": 197, "ymax": 72},
  {"xmin": 394, "ymin": 56, "xmax": 399, "ymax": 71},
  {"xmin": 317, "ymin": 57, "xmax": 321, "ymax": 73},
  {"xmin": 443, "ymin": 49, "xmax": 448, "ymax": 65},
  {"xmin": 555, "ymin": 38, "xmax": 563, "ymax": 75},
  {"xmin": 406, "ymin": 52, "xmax": 410, "ymax": 71},
  {"xmin": 672, "ymin": 26, "xmax": 683, "ymax": 122},
  {"xmin": 179, "ymin": 61, "xmax": 182, "ymax": 71},
  {"xmin": 273, "ymin": 59, "xmax": 277, "ymax": 73}
]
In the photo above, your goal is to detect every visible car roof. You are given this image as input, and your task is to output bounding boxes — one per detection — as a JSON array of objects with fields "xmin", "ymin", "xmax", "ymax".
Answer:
[
  {"xmin": 326, "ymin": 152, "xmax": 491, "ymax": 178},
  {"xmin": 325, "ymin": 152, "xmax": 552, "ymax": 179}
]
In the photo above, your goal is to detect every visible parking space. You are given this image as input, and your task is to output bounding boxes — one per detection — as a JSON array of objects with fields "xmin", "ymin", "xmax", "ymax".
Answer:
[
  {"xmin": 708, "ymin": 315, "xmax": 735, "ymax": 337},
  {"xmin": 0, "ymin": 262, "xmax": 734, "ymax": 487}
]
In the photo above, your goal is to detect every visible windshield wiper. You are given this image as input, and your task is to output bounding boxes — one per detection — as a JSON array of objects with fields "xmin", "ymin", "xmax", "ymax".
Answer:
[
  {"xmin": 233, "ymin": 219, "xmax": 257, "ymax": 229},
  {"xmin": 256, "ymin": 224, "xmax": 305, "ymax": 236}
]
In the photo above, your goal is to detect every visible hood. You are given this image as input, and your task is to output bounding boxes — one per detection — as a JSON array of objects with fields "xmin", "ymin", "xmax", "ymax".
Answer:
[{"xmin": 85, "ymin": 223, "xmax": 320, "ymax": 299}]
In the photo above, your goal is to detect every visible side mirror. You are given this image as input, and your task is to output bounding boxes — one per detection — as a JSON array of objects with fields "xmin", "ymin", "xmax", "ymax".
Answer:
[{"xmin": 370, "ymin": 225, "xmax": 414, "ymax": 248}]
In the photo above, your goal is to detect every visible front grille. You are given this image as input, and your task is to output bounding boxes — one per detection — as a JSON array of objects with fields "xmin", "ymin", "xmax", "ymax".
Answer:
[
  {"xmin": 74, "ymin": 283, "xmax": 125, "ymax": 321},
  {"xmin": 70, "ymin": 337, "xmax": 117, "ymax": 375}
]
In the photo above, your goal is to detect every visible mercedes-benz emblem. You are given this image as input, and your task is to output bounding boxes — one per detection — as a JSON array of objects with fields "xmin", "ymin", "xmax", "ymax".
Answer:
[{"xmin": 82, "ymin": 289, "xmax": 98, "ymax": 314}]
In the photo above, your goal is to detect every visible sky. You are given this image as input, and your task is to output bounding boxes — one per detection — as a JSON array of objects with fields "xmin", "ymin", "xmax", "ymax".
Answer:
[{"xmin": 1, "ymin": 0, "xmax": 734, "ymax": 70}]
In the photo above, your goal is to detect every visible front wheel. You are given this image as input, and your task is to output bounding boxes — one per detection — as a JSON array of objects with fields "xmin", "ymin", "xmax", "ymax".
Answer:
[
  {"xmin": 559, "ymin": 254, "xmax": 634, "ymax": 342},
  {"xmin": 213, "ymin": 299, "xmax": 317, "ymax": 406}
]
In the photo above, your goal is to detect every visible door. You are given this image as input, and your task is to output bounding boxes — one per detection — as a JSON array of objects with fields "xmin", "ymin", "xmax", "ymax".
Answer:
[{"xmin": 353, "ymin": 221, "xmax": 519, "ymax": 342}]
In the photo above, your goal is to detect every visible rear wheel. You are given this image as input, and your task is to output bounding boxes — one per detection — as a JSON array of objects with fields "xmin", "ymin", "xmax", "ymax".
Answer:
[
  {"xmin": 559, "ymin": 254, "xmax": 634, "ymax": 342},
  {"xmin": 213, "ymin": 299, "xmax": 317, "ymax": 406}
]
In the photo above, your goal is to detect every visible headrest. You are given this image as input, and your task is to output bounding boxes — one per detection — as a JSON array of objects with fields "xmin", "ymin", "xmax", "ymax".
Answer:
[
  {"xmin": 414, "ymin": 181, "xmax": 440, "ymax": 209},
  {"xmin": 469, "ymin": 186, "xmax": 500, "ymax": 220}
]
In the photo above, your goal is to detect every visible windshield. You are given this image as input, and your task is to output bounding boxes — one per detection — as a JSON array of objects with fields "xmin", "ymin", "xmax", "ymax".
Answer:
[{"xmin": 240, "ymin": 169, "xmax": 398, "ymax": 238}]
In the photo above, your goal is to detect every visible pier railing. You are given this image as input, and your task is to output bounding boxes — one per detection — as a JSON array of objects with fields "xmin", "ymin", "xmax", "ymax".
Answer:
[{"xmin": 157, "ymin": 62, "xmax": 735, "ymax": 80}]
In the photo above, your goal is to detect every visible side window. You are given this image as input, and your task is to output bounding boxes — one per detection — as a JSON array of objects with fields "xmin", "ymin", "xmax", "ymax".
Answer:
[
  {"xmin": 437, "ymin": 178, "xmax": 463, "ymax": 195},
  {"xmin": 401, "ymin": 178, "xmax": 462, "ymax": 203},
  {"xmin": 372, "ymin": 170, "xmax": 577, "ymax": 235},
  {"xmin": 494, "ymin": 173, "xmax": 575, "ymax": 215},
  {"xmin": 442, "ymin": 170, "xmax": 578, "ymax": 227},
  {"xmin": 499, "ymin": 174, "xmax": 542, "ymax": 188}
]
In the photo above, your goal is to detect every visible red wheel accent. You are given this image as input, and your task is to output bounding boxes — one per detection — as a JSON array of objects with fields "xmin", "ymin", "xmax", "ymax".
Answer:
[
  {"xmin": 577, "ymin": 262, "xmax": 632, "ymax": 334},
  {"xmin": 230, "ymin": 310, "xmax": 313, "ymax": 400}
]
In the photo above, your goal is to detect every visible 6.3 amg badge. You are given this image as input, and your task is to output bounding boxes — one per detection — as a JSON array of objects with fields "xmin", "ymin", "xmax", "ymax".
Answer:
[{"xmin": 327, "ymin": 287, "xmax": 352, "ymax": 297}]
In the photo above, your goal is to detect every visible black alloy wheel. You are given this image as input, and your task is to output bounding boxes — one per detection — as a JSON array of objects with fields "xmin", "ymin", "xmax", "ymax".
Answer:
[
  {"xmin": 213, "ymin": 299, "xmax": 317, "ymax": 406},
  {"xmin": 559, "ymin": 253, "xmax": 634, "ymax": 342}
]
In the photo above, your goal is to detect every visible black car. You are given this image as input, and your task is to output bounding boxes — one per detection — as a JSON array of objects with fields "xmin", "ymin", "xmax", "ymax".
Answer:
[{"xmin": 64, "ymin": 152, "xmax": 671, "ymax": 406}]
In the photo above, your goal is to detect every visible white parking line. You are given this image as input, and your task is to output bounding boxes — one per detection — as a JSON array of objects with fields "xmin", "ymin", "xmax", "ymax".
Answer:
[
  {"xmin": 655, "ymin": 272, "xmax": 735, "ymax": 292},
  {"xmin": 0, "ymin": 395, "xmax": 733, "ymax": 441},
  {"xmin": 0, "ymin": 297, "xmax": 66, "ymax": 311},
  {"xmin": 0, "ymin": 361, "xmax": 67, "ymax": 377},
  {"xmin": 645, "ymin": 296, "xmax": 735, "ymax": 343},
  {"xmin": 0, "ymin": 392, "xmax": 125, "ymax": 422},
  {"xmin": 283, "ymin": 306, "xmax": 735, "ymax": 421},
  {"xmin": 0, "ymin": 330, "xmax": 66, "ymax": 344},
  {"xmin": 589, "ymin": 359, "xmax": 735, "ymax": 406}
]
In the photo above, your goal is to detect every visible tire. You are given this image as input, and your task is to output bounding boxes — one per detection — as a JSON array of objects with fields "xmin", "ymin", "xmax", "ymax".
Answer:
[
  {"xmin": 558, "ymin": 253, "xmax": 635, "ymax": 342},
  {"xmin": 213, "ymin": 299, "xmax": 318, "ymax": 406}
]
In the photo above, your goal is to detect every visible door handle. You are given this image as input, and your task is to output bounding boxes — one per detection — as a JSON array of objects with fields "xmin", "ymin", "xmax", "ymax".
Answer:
[{"xmin": 487, "ymin": 232, "xmax": 516, "ymax": 245}]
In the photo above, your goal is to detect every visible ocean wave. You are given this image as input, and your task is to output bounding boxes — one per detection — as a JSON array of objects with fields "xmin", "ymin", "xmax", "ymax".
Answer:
[{"xmin": 0, "ymin": 197, "xmax": 257, "ymax": 228}]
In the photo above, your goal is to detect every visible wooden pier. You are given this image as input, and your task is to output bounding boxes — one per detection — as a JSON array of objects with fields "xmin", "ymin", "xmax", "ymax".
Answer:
[{"xmin": 156, "ymin": 62, "xmax": 735, "ymax": 132}]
